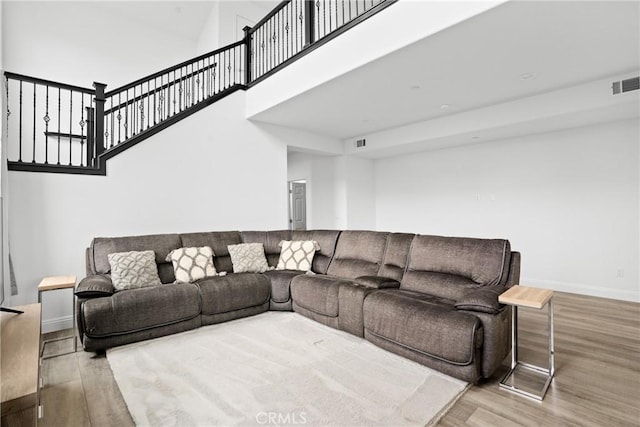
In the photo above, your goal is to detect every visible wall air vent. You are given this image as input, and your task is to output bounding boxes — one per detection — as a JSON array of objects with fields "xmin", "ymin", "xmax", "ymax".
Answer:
[
  {"xmin": 356, "ymin": 139, "xmax": 366, "ymax": 148},
  {"xmin": 612, "ymin": 76, "xmax": 639, "ymax": 95}
]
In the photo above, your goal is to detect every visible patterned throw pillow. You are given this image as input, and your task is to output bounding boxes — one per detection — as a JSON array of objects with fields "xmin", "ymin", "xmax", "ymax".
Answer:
[
  {"xmin": 107, "ymin": 250, "xmax": 162, "ymax": 291},
  {"xmin": 166, "ymin": 246, "xmax": 217, "ymax": 283},
  {"xmin": 276, "ymin": 240, "xmax": 320, "ymax": 272},
  {"xmin": 227, "ymin": 243, "xmax": 269, "ymax": 273}
]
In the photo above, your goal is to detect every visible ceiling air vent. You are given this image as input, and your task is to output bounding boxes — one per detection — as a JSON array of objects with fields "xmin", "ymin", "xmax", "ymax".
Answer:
[
  {"xmin": 612, "ymin": 76, "xmax": 639, "ymax": 95},
  {"xmin": 355, "ymin": 139, "xmax": 366, "ymax": 148}
]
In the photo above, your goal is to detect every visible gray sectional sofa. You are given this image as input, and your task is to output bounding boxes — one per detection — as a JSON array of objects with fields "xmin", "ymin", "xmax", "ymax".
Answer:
[{"xmin": 76, "ymin": 229, "xmax": 520, "ymax": 383}]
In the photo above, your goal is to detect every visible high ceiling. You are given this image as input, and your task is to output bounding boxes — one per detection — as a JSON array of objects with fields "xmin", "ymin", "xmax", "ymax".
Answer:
[
  {"xmin": 248, "ymin": 0, "xmax": 640, "ymax": 141},
  {"xmin": 91, "ymin": 1, "xmax": 281, "ymax": 42}
]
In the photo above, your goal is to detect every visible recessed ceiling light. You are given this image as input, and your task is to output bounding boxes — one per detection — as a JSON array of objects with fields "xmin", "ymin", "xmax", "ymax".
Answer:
[
  {"xmin": 520, "ymin": 72, "xmax": 537, "ymax": 80},
  {"xmin": 440, "ymin": 104, "xmax": 451, "ymax": 110}
]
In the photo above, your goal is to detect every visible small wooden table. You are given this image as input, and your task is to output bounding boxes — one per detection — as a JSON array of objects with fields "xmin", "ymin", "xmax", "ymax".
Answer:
[
  {"xmin": 1, "ymin": 303, "xmax": 41, "ymax": 425},
  {"xmin": 38, "ymin": 275, "xmax": 77, "ymax": 358},
  {"xmin": 498, "ymin": 285, "xmax": 555, "ymax": 400}
]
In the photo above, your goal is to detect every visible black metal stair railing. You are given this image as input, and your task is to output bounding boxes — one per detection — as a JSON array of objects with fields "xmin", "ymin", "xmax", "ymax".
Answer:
[
  {"xmin": 99, "ymin": 40, "xmax": 246, "ymax": 164},
  {"xmin": 4, "ymin": 0, "xmax": 396, "ymax": 175},
  {"xmin": 4, "ymin": 73, "xmax": 99, "ymax": 174}
]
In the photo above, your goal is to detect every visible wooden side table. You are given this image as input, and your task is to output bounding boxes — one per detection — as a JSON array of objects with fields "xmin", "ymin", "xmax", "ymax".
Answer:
[
  {"xmin": 38, "ymin": 275, "xmax": 77, "ymax": 359},
  {"xmin": 498, "ymin": 285, "xmax": 554, "ymax": 400},
  {"xmin": 1, "ymin": 303, "xmax": 41, "ymax": 425}
]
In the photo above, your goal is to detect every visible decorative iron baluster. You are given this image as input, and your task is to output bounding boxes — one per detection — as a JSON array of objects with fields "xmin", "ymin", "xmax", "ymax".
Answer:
[
  {"xmin": 227, "ymin": 50, "xmax": 232, "ymax": 88},
  {"xmin": 277, "ymin": 10, "xmax": 280, "ymax": 67},
  {"xmin": 124, "ymin": 89, "xmax": 129, "ymax": 141},
  {"xmin": 31, "ymin": 83, "xmax": 36, "ymax": 163},
  {"xmin": 139, "ymin": 86, "xmax": 144, "ymax": 132},
  {"xmin": 117, "ymin": 94, "xmax": 121, "ymax": 144},
  {"xmin": 201, "ymin": 60, "xmax": 205, "ymax": 101},
  {"xmin": 44, "ymin": 85, "xmax": 50, "ymax": 164},
  {"xmin": 57, "ymin": 87, "xmax": 61, "ymax": 165},
  {"xmin": 172, "ymin": 70, "xmax": 177, "ymax": 116},
  {"xmin": 18, "ymin": 81, "xmax": 22, "ymax": 162},
  {"xmin": 69, "ymin": 90, "xmax": 73, "ymax": 165},
  {"xmin": 179, "ymin": 67, "xmax": 183, "ymax": 112},
  {"xmin": 80, "ymin": 94, "xmax": 85, "ymax": 165},
  {"xmin": 110, "ymin": 97, "xmax": 114, "ymax": 147},
  {"xmin": 320, "ymin": 0, "xmax": 324, "ymax": 39},
  {"xmin": 145, "ymin": 81, "xmax": 149, "ymax": 129},
  {"xmin": 131, "ymin": 86, "xmax": 138, "ymax": 136},
  {"xmin": 154, "ymin": 78, "xmax": 157, "ymax": 125}
]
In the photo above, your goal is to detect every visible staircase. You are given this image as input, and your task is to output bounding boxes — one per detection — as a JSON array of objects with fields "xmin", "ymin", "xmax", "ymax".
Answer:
[{"xmin": 3, "ymin": 0, "xmax": 395, "ymax": 175}]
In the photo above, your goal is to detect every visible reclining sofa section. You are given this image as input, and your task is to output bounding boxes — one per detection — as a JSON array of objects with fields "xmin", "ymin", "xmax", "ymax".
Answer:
[{"xmin": 76, "ymin": 229, "xmax": 520, "ymax": 383}]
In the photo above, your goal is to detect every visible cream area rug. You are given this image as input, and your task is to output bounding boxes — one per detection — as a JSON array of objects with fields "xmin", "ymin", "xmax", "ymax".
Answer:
[{"xmin": 107, "ymin": 312, "xmax": 468, "ymax": 427}]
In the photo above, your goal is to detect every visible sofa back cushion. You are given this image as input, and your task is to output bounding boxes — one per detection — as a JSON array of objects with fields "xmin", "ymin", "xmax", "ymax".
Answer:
[
  {"xmin": 90, "ymin": 234, "xmax": 181, "ymax": 284},
  {"xmin": 378, "ymin": 233, "xmax": 415, "ymax": 281},
  {"xmin": 326, "ymin": 231, "xmax": 389, "ymax": 279},
  {"xmin": 241, "ymin": 230, "xmax": 292, "ymax": 267},
  {"xmin": 401, "ymin": 235, "xmax": 511, "ymax": 300},
  {"xmin": 292, "ymin": 230, "xmax": 341, "ymax": 274},
  {"xmin": 180, "ymin": 231, "xmax": 241, "ymax": 273}
]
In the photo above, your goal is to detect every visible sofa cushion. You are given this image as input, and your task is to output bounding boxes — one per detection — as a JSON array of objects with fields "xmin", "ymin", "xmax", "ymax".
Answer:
[
  {"xmin": 75, "ymin": 275, "xmax": 114, "ymax": 298},
  {"xmin": 108, "ymin": 250, "xmax": 162, "ymax": 291},
  {"xmin": 241, "ymin": 230, "xmax": 291, "ymax": 267},
  {"xmin": 455, "ymin": 288, "xmax": 504, "ymax": 314},
  {"xmin": 354, "ymin": 276, "xmax": 400, "ymax": 289},
  {"xmin": 81, "ymin": 283, "xmax": 200, "ymax": 337},
  {"xmin": 363, "ymin": 289, "xmax": 482, "ymax": 365},
  {"xmin": 91, "ymin": 234, "xmax": 181, "ymax": 283},
  {"xmin": 166, "ymin": 246, "xmax": 217, "ymax": 283},
  {"xmin": 276, "ymin": 240, "xmax": 319, "ymax": 272},
  {"xmin": 180, "ymin": 231, "xmax": 241, "ymax": 273},
  {"xmin": 290, "ymin": 275, "xmax": 348, "ymax": 317},
  {"xmin": 197, "ymin": 273, "xmax": 270, "ymax": 315},
  {"xmin": 379, "ymin": 233, "xmax": 415, "ymax": 281},
  {"xmin": 402, "ymin": 235, "xmax": 511, "ymax": 300},
  {"xmin": 263, "ymin": 269, "xmax": 305, "ymax": 303},
  {"xmin": 292, "ymin": 230, "xmax": 340, "ymax": 274},
  {"xmin": 326, "ymin": 231, "xmax": 389, "ymax": 279},
  {"xmin": 228, "ymin": 243, "xmax": 270, "ymax": 273}
]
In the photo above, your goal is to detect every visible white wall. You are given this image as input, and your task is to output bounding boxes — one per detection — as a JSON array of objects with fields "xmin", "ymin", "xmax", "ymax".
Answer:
[
  {"xmin": 288, "ymin": 152, "xmax": 376, "ymax": 230},
  {"xmin": 2, "ymin": 1, "xmax": 198, "ymax": 89},
  {"xmin": 7, "ymin": 91, "xmax": 333, "ymax": 331},
  {"xmin": 287, "ymin": 151, "xmax": 337, "ymax": 229},
  {"xmin": 344, "ymin": 156, "xmax": 376, "ymax": 230},
  {"xmin": 374, "ymin": 119, "xmax": 640, "ymax": 302},
  {"xmin": 196, "ymin": 2, "xmax": 221, "ymax": 55}
]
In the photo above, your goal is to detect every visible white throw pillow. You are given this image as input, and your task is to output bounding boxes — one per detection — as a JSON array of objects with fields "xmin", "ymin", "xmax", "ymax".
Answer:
[
  {"xmin": 166, "ymin": 246, "xmax": 217, "ymax": 283},
  {"xmin": 108, "ymin": 250, "xmax": 162, "ymax": 291},
  {"xmin": 276, "ymin": 240, "xmax": 320, "ymax": 272},
  {"xmin": 227, "ymin": 243, "xmax": 270, "ymax": 273}
]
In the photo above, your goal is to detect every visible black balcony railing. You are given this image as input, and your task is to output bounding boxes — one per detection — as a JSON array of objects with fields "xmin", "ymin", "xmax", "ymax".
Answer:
[{"xmin": 4, "ymin": 0, "xmax": 396, "ymax": 175}]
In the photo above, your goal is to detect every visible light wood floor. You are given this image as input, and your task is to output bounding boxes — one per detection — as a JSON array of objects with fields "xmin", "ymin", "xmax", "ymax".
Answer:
[{"xmin": 37, "ymin": 291, "xmax": 639, "ymax": 427}]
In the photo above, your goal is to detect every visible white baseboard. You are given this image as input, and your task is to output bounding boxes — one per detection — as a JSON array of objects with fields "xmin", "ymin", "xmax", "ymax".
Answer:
[
  {"xmin": 521, "ymin": 277, "xmax": 639, "ymax": 303},
  {"xmin": 42, "ymin": 315, "xmax": 74, "ymax": 334}
]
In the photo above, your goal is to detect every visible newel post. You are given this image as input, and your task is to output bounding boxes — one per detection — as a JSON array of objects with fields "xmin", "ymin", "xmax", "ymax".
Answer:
[
  {"xmin": 243, "ymin": 26, "xmax": 252, "ymax": 85},
  {"xmin": 304, "ymin": 0, "xmax": 315, "ymax": 46},
  {"xmin": 85, "ymin": 106, "xmax": 95, "ymax": 167},
  {"xmin": 92, "ymin": 82, "xmax": 107, "ymax": 160}
]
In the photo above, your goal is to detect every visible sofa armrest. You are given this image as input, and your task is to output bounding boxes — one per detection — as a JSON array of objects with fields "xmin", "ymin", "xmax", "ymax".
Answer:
[
  {"xmin": 455, "ymin": 288, "xmax": 504, "ymax": 314},
  {"xmin": 354, "ymin": 276, "xmax": 400, "ymax": 289},
  {"xmin": 75, "ymin": 275, "xmax": 115, "ymax": 298}
]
